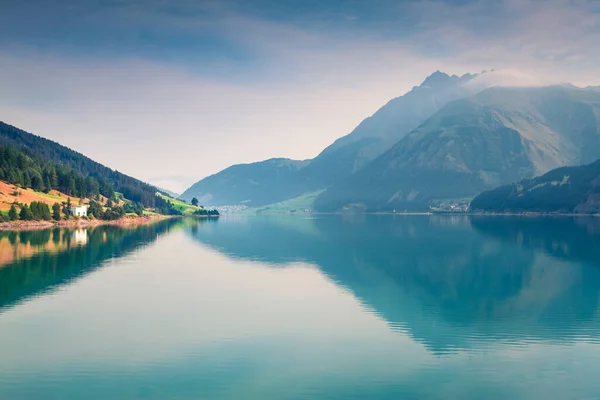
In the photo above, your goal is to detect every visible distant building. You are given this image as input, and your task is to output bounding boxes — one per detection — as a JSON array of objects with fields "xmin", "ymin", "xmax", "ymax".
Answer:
[{"xmin": 70, "ymin": 205, "xmax": 87, "ymax": 217}]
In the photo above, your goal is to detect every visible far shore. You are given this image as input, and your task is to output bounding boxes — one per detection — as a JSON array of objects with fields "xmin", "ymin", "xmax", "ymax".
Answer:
[
  {"xmin": 0, "ymin": 214, "xmax": 175, "ymax": 231},
  {"xmin": 230, "ymin": 210, "xmax": 600, "ymax": 217}
]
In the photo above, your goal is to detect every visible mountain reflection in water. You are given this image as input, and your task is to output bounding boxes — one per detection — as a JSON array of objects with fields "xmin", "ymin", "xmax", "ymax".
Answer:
[{"xmin": 188, "ymin": 215, "xmax": 600, "ymax": 353}]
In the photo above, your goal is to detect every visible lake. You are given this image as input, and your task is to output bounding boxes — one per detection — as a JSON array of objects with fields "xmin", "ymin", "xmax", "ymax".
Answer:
[{"xmin": 1, "ymin": 215, "xmax": 600, "ymax": 399}]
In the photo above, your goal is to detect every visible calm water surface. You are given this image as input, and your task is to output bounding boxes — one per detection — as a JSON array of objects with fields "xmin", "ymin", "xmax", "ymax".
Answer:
[{"xmin": 1, "ymin": 215, "xmax": 600, "ymax": 399}]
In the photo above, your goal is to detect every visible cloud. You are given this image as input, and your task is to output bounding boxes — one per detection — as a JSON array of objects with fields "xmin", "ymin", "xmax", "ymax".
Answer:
[
  {"xmin": 402, "ymin": 0, "xmax": 600, "ymax": 81},
  {"xmin": 467, "ymin": 69, "xmax": 548, "ymax": 88},
  {"xmin": 0, "ymin": 0, "xmax": 599, "ymax": 191},
  {"xmin": 0, "ymin": 51, "xmax": 437, "ymax": 191}
]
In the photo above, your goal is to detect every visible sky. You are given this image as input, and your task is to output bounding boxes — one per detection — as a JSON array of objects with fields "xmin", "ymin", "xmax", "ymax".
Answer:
[{"xmin": 1, "ymin": 0, "xmax": 600, "ymax": 193}]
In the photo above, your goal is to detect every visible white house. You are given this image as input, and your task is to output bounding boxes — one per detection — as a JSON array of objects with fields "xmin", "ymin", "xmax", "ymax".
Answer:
[{"xmin": 70, "ymin": 205, "xmax": 88, "ymax": 217}]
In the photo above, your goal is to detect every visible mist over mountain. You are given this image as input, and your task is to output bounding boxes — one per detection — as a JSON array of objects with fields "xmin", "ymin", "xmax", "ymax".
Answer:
[
  {"xmin": 181, "ymin": 71, "xmax": 482, "ymax": 205},
  {"xmin": 182, "ymin": 71, "xmax": 600, "ymax": 212},
  {"xmin": 315, "ymin": 85, "xmax": 600, "ymax": 211}
]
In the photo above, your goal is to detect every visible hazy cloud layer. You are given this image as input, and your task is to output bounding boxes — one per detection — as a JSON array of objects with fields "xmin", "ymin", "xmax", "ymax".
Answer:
[{"xmin": 0, "ymin": 0, "xmax": 599, "ymax": 191}]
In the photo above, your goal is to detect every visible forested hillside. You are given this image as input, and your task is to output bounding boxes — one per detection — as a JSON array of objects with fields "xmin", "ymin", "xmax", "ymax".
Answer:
[
  {"xmin": 470, "ymin": 159, "xmax": 600, "ymax": 214},
  {"xmin": 0, "ymin": 122, "xmax": 158, "ymax": 206},
  {"xmin": 0, "ymin": 145, "xmax": 106, "ymax": 199}
]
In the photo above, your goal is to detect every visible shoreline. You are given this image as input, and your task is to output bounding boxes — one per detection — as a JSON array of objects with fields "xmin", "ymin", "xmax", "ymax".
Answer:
[
  {"xmin": 0, "ymin": 214, "xmax": 175, "ymax": 231},
  {"xmin": 227, "ymin": 211, "xmax": 600, "ymax": 217}
]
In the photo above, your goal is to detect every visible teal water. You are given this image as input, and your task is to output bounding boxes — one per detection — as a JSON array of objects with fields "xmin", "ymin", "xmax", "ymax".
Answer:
[{"xmin": 1, "ymin": 216, "xmax": 600, "ymax": 399}]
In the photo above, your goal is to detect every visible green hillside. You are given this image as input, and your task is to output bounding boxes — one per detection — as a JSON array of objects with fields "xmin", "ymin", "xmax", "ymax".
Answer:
[
  {"xmin": 156, "ymin": 193, "xmax": 203, "ymax": 215},
  {"xmin": 243, "ymin": 191, "xmax": 322, "ymax": 214}
]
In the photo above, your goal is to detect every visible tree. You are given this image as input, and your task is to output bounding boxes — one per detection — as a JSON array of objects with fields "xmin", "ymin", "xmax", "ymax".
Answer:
[
  {"xmin": 103, "ymin": 205, "xmax": 125, "ymax": 220},
  {"xmin": 85, "ymin": 176, "xmax": 100, "ymax": 198},
  {"xmin": 39, "ymin": 202, "xmax": 51, "ymax": 220},
  {"xmin": 30, "ymin": 201, "xmax": 51, "ymax": 220},
  {"xmin": 63, "ymin": 197, "xmax": 72, "ymax": 218},
  {"xmin": 43, "ymin": 174, "xmax": 52, "ymax": 193},
  {"xmin": 30, "ymin": 171, "xmax": 43, "ymax": 191},
  {"xmin": 50, "ymin": 169, "xmax": 58, "ymax": 189},
  {"xmin": 68, "ymin": 177, "xmax": 77, "ymax": 196},
  {"xmin": 19, "ymin": 205, "xmax": 33, "ymax": 221},
  {"xmin": 88, "ymin": 200, "xmax": 103, "ymax": 219},
  {"xmin": 23, "ymin": 171, "xmax": 31, "ymax": 188},
  {"xmin": 52, "ymin": 202, "xmax": 61, "ymax": 221},
  {"xmin": 191, "ymin": 197, "xmax": 199, "ymax": 207},
  {"xmin": 8, "ymin": 204, "xmax": 18, "ymax": 221},
  {"xmin": 106, "ymin": 198, "xmax": 113, "ymax": 208}
]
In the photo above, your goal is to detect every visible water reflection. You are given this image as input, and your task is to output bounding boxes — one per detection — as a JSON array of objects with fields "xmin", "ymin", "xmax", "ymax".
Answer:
[
  {"xmin": 189, "ymin": 215, "xmax": 600, "ymax": 352},
  {"xmin": 1, "ymin": 216, "xmax": 600, "ymax": 399},
  {"xmin": 0, "ymin": 219, "xmax": 181, "ymax": 312}
]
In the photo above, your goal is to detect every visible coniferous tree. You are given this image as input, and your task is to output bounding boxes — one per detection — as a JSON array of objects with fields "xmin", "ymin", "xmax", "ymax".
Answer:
[
  {"xmin": 23, "ymin": 171, "xmax": 31, "ymax": 188},
  {"xmin": 50, "ymin": 169, "xmax": 58, "ymax": 188},
  {"xmin": 8, "ymin": 204, "xmax": 18, "ymax": 221},
  {"xmin": 52, "ymin": 202, "xmax": 61, "ymax": 221},
  {"xmin": 43, "ymin": 174, "xmax": 52, "ymax": 193},
  {"xmin": 68, "ymin": 177, "xmax": 77, "ymax": 196},
  {"xmin": 63, "ymin": 197, "xmax": 72, "ymax": 218},
  {"xmin": 31, "ymin": 171, "xmax": 43, "ymax": 191},
  {"xmin": 30, "ymin": 201, "xmax": 51, "ymax": 220},
  {"xmin": 19, "ymin": 205, "xmax": 33, "ymax": 221},
  {"xmin": 88, "ymin": 200, "xmax": 103, "ymax": 219}
]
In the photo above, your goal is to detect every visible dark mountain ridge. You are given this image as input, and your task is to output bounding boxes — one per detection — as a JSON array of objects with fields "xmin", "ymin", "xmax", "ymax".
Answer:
[{"xmin": 470, "ymin": 158, "xmax": 600, "ymax": 214}]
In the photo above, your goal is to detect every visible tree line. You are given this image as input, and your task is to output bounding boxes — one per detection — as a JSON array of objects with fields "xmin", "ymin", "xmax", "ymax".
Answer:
[
  {"xmin": 193, "ymin": 208, "xmax": 220, "ymax": 216},
  {"xmin": 0, "ymin": 196, "xmax": 149, "ymax": 223},
  {"xmin": 0, "ymin": 145, "xmax": 109, "ymax": 198},
  {"xmin": 0, "ymin": 122, "xmax": 160, "ymax": 206},
  {"xmin": 153, "ymin": 195, "xmax": 184, "ymax": 216}
]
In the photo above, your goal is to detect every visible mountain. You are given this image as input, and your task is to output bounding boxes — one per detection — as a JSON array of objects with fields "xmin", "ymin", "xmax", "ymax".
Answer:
[
  {"xmin": 299, "ymin": 71, "xmax": 480, "ymax": 177},
  {"xmin": 470, "ymin": 158, "xmax": 600, "ymax": 214},
  {"xmin": 0, "ymin": 121, "xmax": 160, "ymax": 206},
  {"xmin": 315, "ymin": 85, "xmax": 600, "ymax": 212},
  {"xmin": 181, "ymin": 158, "xmax": 310, "ymax": 206},
  {"xmin": 180, "ymin": 71, "xmax": 482, "ymax": 205}
]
